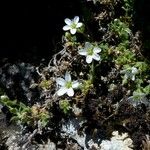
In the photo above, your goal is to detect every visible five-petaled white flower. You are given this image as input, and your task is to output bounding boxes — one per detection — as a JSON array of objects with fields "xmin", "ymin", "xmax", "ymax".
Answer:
[
  {"xmin": 63, "ymin": 16, "xmax": 83, "ymax": 35},
  {"xmin": 78, "ymin": 42, "xmax": 101, "ymax": 64},
  {"xmin": 56, "ymin": 72, "xmax": 79, "ymax": 97}
]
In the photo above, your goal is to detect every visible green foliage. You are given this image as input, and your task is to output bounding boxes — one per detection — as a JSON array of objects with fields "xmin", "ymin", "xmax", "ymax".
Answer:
[
  {"xmin": 120, "ymin": 60, "xmax": 150, "ymax": 102},
  {"xmin": 143, "ymin": 85, "xmax": 150, "ymax": 95},
  {"xmin": 108, "ymin": 41, "xmax": 135, "ymax": 66},
  {"xmin": 65, "ymin": 32, "xmax": 77, "ymax": 43},
  {"xmin": 99, "ymin": 43, "xmax": 110, "ymax": 60},
  {"xmin": 115, "ymin": 49, "xmax": 135, "ymax": 66},
  {"xmin": 11, "ymin": 103, "xmax": 31, "ymax": 125},
  {"xmin": 39, "ymin": 79, "xmax": 52, "ymax": 90},
  {"xmin": 109, "ymin": 19, "xmax": 131, "ymax": 41},
  {"xmin": 31, "ymin": 105, "xmax": 50, "ymax": 127},
  {"xmin": 134, "ymin": 62, "xmax": 149, "ymax": 74},
  {"xmin": 59, "ymin": 99, "xmax": 71, "ymax": 114},
  {"xmin": 0, "ymin": 95, "xmax": 50, "ymax": 127},
  {"xmin": 81, "ymin": 79, "xmax": 93, "ymax": 95},
  {"xmin": 0, "ymin": 95, "xmax": 31, "ymax": 124},
  {"xmin": 94, "ymin": 0, "xmax": 150, "ymax": 106},
  {"xmin": 122, "ymin": 0, "xmax": 134, "ymax": 16},
  {"xmin": 120, "ymin": 61, "xmax": 149, "ymax": 85},
  {"xmin": 132, "ymin": 85, "xmax": 150, "ymax": 101}
]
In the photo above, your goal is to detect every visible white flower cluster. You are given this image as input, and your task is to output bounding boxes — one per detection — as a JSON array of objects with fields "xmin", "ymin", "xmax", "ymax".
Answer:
[
  {"xmin": 57, "ymin": 17, "xmax": 101, "ymax": 97},
  {"xmin": 100, "ymin": 131, "xmax": 133, "ymax": 150},
  {"xmin": 63, "ymin": 16, "xmax": 101, "ymax": 64}
]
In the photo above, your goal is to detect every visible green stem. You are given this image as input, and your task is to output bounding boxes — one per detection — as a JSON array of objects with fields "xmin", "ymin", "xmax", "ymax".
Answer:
[{"xmin": 90, "ymin": 61, "xmax": 95, "ymax": 83}]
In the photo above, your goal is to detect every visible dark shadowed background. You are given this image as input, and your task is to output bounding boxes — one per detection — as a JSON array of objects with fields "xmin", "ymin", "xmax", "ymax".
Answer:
[{"xmin": 0, "ymin": 1, "xmax": 83, "ymax": 63}]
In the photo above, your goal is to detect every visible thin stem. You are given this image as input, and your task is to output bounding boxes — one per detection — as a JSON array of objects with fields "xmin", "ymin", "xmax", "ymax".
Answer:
[{"xmin": 90, "ymin": 61, "xmax": 95, "ymax": 83}]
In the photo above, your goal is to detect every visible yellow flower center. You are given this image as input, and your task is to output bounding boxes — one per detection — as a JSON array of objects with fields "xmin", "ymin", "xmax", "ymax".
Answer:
[
  {"xmin": 65, "ymin": 81, "xmax": 72, "ymax": 88},
  {"xmin": 87, "ymin": 48, "xmax": 94, "ymax": 55},
  {"xmin": 71, "ymin": 23, "xmax": 77, "ymax": 29}
]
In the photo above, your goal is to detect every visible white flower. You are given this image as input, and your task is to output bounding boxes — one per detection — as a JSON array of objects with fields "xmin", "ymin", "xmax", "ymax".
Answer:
[
  {"xmin": 63, "ymin": 16, "xmax": 83, "ymax": 34},
  {"xmin": 131, "ymin": 67, "xmax": 138, "ymax": 80},
  {"xmin": 121, "ymin": 67, "xmax": 138, "ymax": 81},
  {"xmin": 56, "ymin": 72, "xmax": 79, "ymax": 97},
  {"xmin": 78, "ymin": 42, "xmax": 101, "ymax": 64}
]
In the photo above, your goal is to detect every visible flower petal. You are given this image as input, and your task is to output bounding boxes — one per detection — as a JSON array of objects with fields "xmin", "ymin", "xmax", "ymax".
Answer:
[
  {"xmin": 93, "ymin": 47, "xmax": 101, "ymax": 53},
  {"xmin": 131, "ymin": 75, "xmax": 135, "ymax": 81},
  {"xmin": 74, "ymin": 16, "xmax": 79, "ymax": 24},
  {"xmin": 93, "ymin": 54, "xmax": 100, "ymax": 61},
  {"xmin": 56, "ymin": 78, "xmax": 66, "ymax": 86},
  {"xmin": 86, "ymin": 55, "xmax": 93, "ymax": 63},
  {"xmin": 65, "ymin": 72, "xmax": 71, "ymax": 81},
  {"xmin": 76, "ymin": 22, "xmax": 82, "ymax": 28},
  {"xmin": 63, "ymin": 25, "xmax": 71, "ymax": 31},
  {"xmin": 131, "ymin": 67, "xmax": 138, "ymax": 74},
  {"xmin": 65, "ymin": 18, "xmax": 72, "ymax": 25},
  {"xmin": 67, "ymin": 88, "xmax": 74, "ymax": 97},
  {"xmin": 70, "ymin": 28, "xmax": 76, "ymax": 34},
  {"xmin": 78, "ymin": 49, "xmax": 87, "ymax": 56},
  {"xmin": 72, "ymin": 81, "xmax": 79, "ymax": 88},
  {"xmin": 57, "ymin": 87, "xmax": 67, "ymax": 96},
  {"xmin": 85, "ymin": 42, "xmax": 92, "ymax": 49}
]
